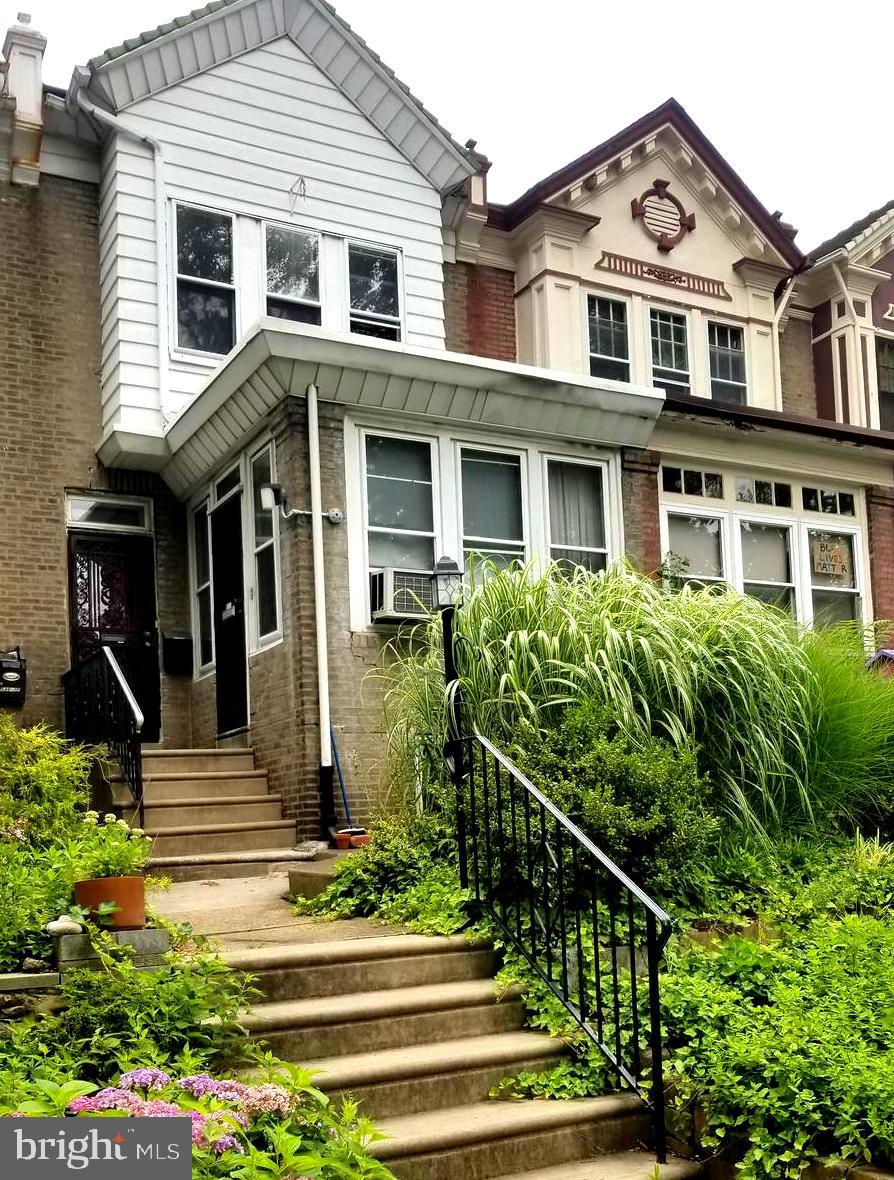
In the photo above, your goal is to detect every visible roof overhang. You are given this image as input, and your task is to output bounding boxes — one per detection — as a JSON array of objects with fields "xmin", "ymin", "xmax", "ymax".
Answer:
[{"xmin": 99, "ymin": 322, "xmax": 665, "ymax": 498}]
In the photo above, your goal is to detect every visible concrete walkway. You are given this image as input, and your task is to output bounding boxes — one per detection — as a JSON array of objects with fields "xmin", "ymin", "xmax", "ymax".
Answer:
[{"xmin": 149, "ymin": 874, "xmax": 400, "ymax": 949}]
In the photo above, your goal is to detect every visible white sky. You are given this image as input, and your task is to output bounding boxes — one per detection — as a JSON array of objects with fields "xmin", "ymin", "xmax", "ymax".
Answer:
[{"xmin": 21, "ymin": 0, "xmax": 894, "ymax": 251}]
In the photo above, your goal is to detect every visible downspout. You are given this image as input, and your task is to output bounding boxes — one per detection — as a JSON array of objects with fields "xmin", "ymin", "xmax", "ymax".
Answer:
[
  {"xmin": 306, "ymin": 383, "xmax": 336, "ymax": 839},
  {"xmin": 74, "ymin": 88, "xmax": 169, "ymax": 415}
]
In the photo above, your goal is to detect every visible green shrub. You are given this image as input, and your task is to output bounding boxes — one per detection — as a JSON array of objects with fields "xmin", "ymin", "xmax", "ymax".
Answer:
[
  {"xmin": 0, "ymin": 844, "xmax": 72, "ymax": 969},
  {"xmin": 0, "ymin": 716, "xmax": 95, "ymax": 845},
  {"xmin": 515, "ymin": 702, "xmax": 718, "ymax": 890}
]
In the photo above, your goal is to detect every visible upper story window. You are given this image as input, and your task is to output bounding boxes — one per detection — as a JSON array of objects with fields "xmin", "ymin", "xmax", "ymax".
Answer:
[
  {"xmin": 649, "ymin": 309, "xmax": 689, "ymax": 396},
  {"xmin": 547, "ymin": 460, "xmax": 607, "ymax": 572},
  {"xmin": 265, "ymin": 226, "xmax": 321, "ymax": 325},
  {"xmin": 877, "ymin": 339, "xmax": 894, "ymax": 431},
  {"xmin": 587, "ymin": 296, "xmax": 630, "ymax": 381},
  {"xmin": 708, "ymin": 322, "xmax": 746, "ymax": 404},
  {"xmin": 461, "ymin": 449, "xmax": 525, "ymax": 571},
  {"xmin": 349, "ymin": 244, "xmax": 401, "ymax": 341},
  {"xmin": 176, "ymin": 206, "xmax": 235, "ymax": 356}
]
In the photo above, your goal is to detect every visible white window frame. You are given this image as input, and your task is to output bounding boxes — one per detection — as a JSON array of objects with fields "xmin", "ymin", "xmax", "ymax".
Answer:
[
  {"xmin": 65, "ymin": 493, "xmax": 153, "ymax": 535},
  {"xmin": 586, "ymin": 292, "xmax": 632, "ymax": 383},
  {"xmin": 457, "ymin": 441, "xmax": 529, "ymax": 572},
  {"xmin": 659, "ymin": 463, "xmax": 870, "ymax": 626},
  {"xmin": 544, "ymin": 454, "xmax": 612, "ymax": 571},
  {"xmin": 345, "ymin": 238, "xmax": 405, "ymax": 341},
  {"xmin": 261, "ymin": 221, "xmax": 323, "ymax": 325},
  {"xmin": 646, "ymin": 303, "xmax": 692, "ymax": 396},
  {"xmin": 661, "ymin": 501, "xmax": 731, "ymax": 588},
  {"xmin": 248, "ymin": 440, "xmax": 283, "ymax": 652},
  {"xmin": 706, "ymin": 318, "xmax": 748, "ymax": 405},
  {"xmin": 188, "ymin": 499, "xmax": 215, "ymax": 676},
  {"xmin": 172, "ymin": 201, "xmax": 238, "ymax": 360},
  {"xmin": 345, "ymin": 418, "xmax": 624, "ymax": 631}
]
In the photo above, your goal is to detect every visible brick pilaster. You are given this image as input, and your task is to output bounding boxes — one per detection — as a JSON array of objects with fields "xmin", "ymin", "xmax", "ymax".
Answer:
[
  {"xmin": 867, "ymin": 484, "xmax": 894, "ymax": 629},
  {"xmin": 621, "ymin": 449, "xmax": 661, "ymax": 575}
]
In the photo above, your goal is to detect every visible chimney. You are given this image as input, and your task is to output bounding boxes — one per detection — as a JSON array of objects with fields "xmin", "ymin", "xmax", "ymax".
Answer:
[{"xmin": 2, "ymin": 12, "xmax": 46, "ymax": 185}]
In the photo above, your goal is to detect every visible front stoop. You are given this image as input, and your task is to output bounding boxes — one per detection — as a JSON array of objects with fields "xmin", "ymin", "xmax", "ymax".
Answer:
[
  {"xmin": 123, "ymin": 748, "xmax": 309, "ymax": 881},
  {"xmin": 224, "ymin": 932, "xmax": 702, "ymax": 1180}
]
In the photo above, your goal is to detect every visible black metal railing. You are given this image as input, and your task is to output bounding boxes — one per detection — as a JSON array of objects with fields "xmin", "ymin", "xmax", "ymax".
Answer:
[
  {"xmin": 62, "ymin": 646, "xmax": 145, "ymax": 827},
  {"xmin": 455, "ymin": 730, "xmax": 673, "ymax": 1161}
]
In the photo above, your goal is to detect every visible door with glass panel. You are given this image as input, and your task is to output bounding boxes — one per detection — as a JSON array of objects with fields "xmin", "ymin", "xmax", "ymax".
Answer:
[{"xmin": 210, "ymin": 493, "xmax": 248, "ymax": 735}]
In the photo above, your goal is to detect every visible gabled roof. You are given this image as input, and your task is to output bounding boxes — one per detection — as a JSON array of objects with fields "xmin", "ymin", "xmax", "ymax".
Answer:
[
  {"xmin": 487, "ymin": 98, "xmax": 806, "ymax": 271},
  {"xmin": 77, "ymin": 0, "xmax": 478, "ymax": 194},
  {"xmin": 812, "ymin": 200, "xmax": 894, "ymax": 261}
]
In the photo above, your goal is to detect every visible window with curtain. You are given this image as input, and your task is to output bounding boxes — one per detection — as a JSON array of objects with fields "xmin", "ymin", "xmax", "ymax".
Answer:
[
  {"xmin": 740, "ymin": 521, "xmax": 794, "ymax": 611},
  {"xmin": 460, "ymin": 449, "xmax": 524, "ymax": 571},
  {"xmin": 587, "ymin": 296, "xmax": 630, "ymax": 381},
  {"xmin": 192, "ymin": 503, "xmax": 213, "ymax": 668},
  {"xmin": 547, "ymin": 461, "xmax": 607, "ymax": 572},
  {"xmin": 250, "ymin": 445, "xmax": 279, "ymax": 640},
  {"xmin": 708, "ymin": 322, "xmax": 747, "ymax": 403},
  {"xmin": 365, "ymin": 435, "xmax": 435, "ymax": 573},
  {"xmin": 877, "ymin": 338, "xmax": 894, "ymax": 431},
  {"xmin": 176, "ymin": 205, "xmax": 235, "ymax": 355},
  {"xmin": 650, "ymin": 309, "xmax": 690, "ymax": 396},
  {"xmin": 666, "ymin": 514, "xmax": 724, "ymax": 585},
  {"xmin": 265, "ymin": 225, "xmax": 321, "ymax": 325}
]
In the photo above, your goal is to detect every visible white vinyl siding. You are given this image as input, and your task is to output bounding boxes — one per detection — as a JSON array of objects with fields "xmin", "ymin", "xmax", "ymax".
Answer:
[{"xmin": 99, "ymin": 36, "xmax": 446, "ymax": 433}]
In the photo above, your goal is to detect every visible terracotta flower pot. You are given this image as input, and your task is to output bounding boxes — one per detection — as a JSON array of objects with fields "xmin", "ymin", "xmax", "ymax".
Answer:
[
  {"xmin": 350, "ymin": 834, "xmax": 371, "ymax": 848},
  {"xmin": 336, "ymin": 827, "xmax": 366, "ymax": 850},
  {"xmin": 74, "ymin": 875, "xmax": 146, "ymax": 930}
]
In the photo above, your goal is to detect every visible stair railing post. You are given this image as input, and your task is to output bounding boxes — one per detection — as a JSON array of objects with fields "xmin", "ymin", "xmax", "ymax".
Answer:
[{"xmin": 431, "ymin": 557, "xmax": 467, "ymax": 889}]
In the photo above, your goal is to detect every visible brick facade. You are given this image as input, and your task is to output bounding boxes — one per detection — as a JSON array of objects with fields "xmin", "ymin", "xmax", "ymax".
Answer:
[
  {"xmin": 621, "ymin": 449, "xmax": 661, "ymax": 575},
  {"xmin": 779, "ymin": 317, "xmax": 818, "ymax": 418},
  {"xmin": 444, "ymin": 261, "xmax": 517, "ymax": 361},
  {"xmin": 867, "ymin": 485, "xmax": 894, "ymax": 631}
]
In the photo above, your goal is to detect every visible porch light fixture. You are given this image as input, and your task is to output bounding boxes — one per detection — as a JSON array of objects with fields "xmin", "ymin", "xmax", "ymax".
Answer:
[{"xmin": 430, "ymin": 555, "xmax": 464, "ymax": 611}]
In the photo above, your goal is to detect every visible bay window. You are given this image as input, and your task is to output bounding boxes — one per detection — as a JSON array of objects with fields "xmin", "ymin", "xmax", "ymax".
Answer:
[
  {"xmin": 265, "ymin": 225, "xmax": 321, "ymax": 324},
  {"xmin": 650, "ymin": 309, "xmax": 690, "ymax": 396},
  {"xmin": 547, "ymin": 460, "xmax": 607, "ymax": 572},
  {"xmin": 460, "ymin": 449, "xmax": 525, "ymax": 570},
  {"xmin": 349, "ymin": 244, "xmax": 401, "ymax": 340},
  {"xmin": 588, "ymin": 297, "xmax": 630, "ymax": 381},
  {"xmin": 176, "ymin": 205, "xmax": 235, "ymax": 355}
]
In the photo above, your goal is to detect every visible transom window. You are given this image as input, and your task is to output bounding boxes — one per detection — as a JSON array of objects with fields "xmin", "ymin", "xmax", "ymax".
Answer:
[
  {"xmin": 877, "ymin": 339, "xmax": 894, "ymax": 431},
  {"xmin": 662, "ymin": 466, "xmax": 723, "ymax": 499},
  {"xmin": 650, "ymin": 309, "xmax": 690, "ymax": 396},
  {"xmin": 708, "ymin": 322, "xmax": 747, "ymax": 404},
  {"xmin": 587, "ymin": 297, "xmax": 630, "ymax": 382},
  {"xmin": 349, "ymin": 245, "xmax": 401, "ymax": 341},
  {"xmin": 461, "ymin": 449, "xmax": 525, "ymax": 571},
  {"xmin": 801, "ymin": 487, "xmax": 855, "ymax": 516},
  {"xmin": 265, "ymin": 225, "xmax": 321, "ymax": 325},
  {"xmin": 736, "ymin": 478, "xmax": 792, "ymax": 508},
  {"xmin": 66, "ymin": 495, "xmax": 151, "ymax": 533},
  {"xmin": 548, "ymin": 460, "xmax": 607, "ymax": 572},
  {"xmin": 176, "ymin": 205, "xmax": 235, "ymax": 355}
]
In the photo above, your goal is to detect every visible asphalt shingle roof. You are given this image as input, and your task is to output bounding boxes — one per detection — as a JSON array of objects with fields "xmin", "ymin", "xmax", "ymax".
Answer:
[{"xmin": 812, "ymin": 199, "xmax": 894, "ymax": 260}]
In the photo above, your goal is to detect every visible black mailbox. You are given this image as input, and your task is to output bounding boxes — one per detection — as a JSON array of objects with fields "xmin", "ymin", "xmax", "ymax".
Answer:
[
  {"xmin": 161, "ymin": 631, "xmax": 193, "ymax": 678},
  {"xmin": 0, "ymin": 648, "xmax": 26, "ymax": 708}
]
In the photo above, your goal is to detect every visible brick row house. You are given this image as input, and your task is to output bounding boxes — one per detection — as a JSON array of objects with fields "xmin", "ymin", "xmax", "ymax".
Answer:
[{"xmin": 3, "ymin": 1, "xmax": 894, "ymax": 866}]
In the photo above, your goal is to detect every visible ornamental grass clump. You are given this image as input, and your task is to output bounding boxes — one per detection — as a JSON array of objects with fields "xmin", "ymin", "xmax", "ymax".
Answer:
[{"xmin": 382, "ymin": 561, "xmax": 894, "ymax": 835}]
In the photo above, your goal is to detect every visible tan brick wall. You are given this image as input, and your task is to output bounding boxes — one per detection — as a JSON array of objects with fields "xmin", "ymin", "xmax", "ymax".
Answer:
[
  {"xmin": 868, "ymin": 485, "xmax": 894, "ymax": 636},
  {"xmin": 780, "ymin": 318, "xmax": 817, "ymax": 418},
  {"xmin": 621, "ymin": 449, "xmax": 661, "ymax": 575},
  {"xmin": 444, "ymin": 261, "xmax": 517, "ymax": 361}
]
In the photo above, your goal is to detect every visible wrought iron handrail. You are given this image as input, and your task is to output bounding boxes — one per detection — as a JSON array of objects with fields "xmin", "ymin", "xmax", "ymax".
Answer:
[
  {"xmin": 62, "ymin": 647, "xmax": 144, "ymax": 827},
  {"xmin": 454, "ymin": 730, "xmax": 673, "ymax": 1162}
]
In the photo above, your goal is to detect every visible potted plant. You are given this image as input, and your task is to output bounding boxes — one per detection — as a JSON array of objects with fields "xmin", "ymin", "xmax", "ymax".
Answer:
[{"xmin": 70, "ymin": 813, "xmax": 152, "ymax": 930}]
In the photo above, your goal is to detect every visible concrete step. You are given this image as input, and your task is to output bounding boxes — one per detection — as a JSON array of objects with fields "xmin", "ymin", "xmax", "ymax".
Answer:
[
  {"xmin": 222, "ymin": 932, "xmax": 490, "ymax": 974},
  {"xmin": 148, "ymin": 819, "xmax": 296, "ymax": 857},
  {"xmin": 149, "ymin": 849, "xmax": 318, "ymax": 882},
  {"xmin": 114, "ymin": 771, "xmax": 270, "ymax": 805},
  {"xmin": 373, "ymin": 1094, "xmax": 650, "ymax": 1180},
  {"xmin": 488, "ymin": 1154, "xmax": 703, "ymax": 1180},
  {"xmin": 142, "ymin": 748, "xmax": 256, "ymax": 775},
  {"xmin": 287, "ymin": 857, "xmax": 344, "ymax": 899},
  {"xmin": 244, "ymin": 943, "xmax": 497, "ymax": 1001},
  {"xmin": 142, "ymin": 796, "xmax": 283, "ymax": 829},
  {"xmin": 309, "ymin": 1030, "xmax": 566, "ymax": 1118},
  {"xmin": 242, "ymin": 978, "xmax": 525, "ymax": 1060}
]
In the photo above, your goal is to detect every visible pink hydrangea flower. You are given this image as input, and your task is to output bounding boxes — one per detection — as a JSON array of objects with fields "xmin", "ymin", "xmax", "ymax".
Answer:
[
  {"xmin": 139, "ymin": 1101, "xmax": 183, "ymax": 1117},
  {"xmin": 211, "ymin": 1135, "xmax": 244, "ymax": 1155},
  {"xmin": 68, "ymin": 1089, "xmax": 143, "ymax": 1114},
  {"xmin": 240, "ymin": 1084, "xmax": 295, "ymax": 1117},
  {"xmin": 178, "ymin": 1074, "xmax": 249, "ymax": 1101}
]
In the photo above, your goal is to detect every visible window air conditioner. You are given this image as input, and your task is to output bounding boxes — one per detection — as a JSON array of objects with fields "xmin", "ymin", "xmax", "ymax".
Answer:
[{"xmin": 369, "ymin": 568, "xmax": 434, "ymax": 621}]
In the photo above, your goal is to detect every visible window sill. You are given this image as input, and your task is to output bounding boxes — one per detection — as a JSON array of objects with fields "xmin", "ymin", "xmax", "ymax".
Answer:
[{"xmin": 249, "ymin": 634, "xmax": 284, "ymax": 659}]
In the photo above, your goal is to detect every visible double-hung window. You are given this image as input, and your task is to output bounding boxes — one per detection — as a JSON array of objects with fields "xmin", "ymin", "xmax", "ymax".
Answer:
[
  {"xmin": 808, "ymin": 530, "xmax": 860, "ymax": 623},
  {"xmin": 665, "ymin": 512, "xmax": 725, "ymax": 586},
  {"xmin": 547, "ymin": 460, "xmax": 607, "ymax": 572},
  {"xmin": 650, "ymin": 309, "xmax": 690, "ymax": 396},
  {"xmin": 460, "ymin": 449, "xmax": 525, "ymax": 571},
  {"xmin": 265, "ymin": 225, "xmax": 321, "ymax": 325},
  {"xmin": 365, "ymin": 433, "xmax": 435, "ymax": 573},
  {"xmin": 192, "ymin": 503, "xmax": 214, "ymax": 669},
  {"xmin": 739, "ymin": 521, "xmax": 794, "ymax": 611},
  {"xmin": 877, "ymin": 339, "xmax": 894, "ymax": 431},
  {"xmin": 250, "ymin": 445, "xmax": 280, "ymax": 641},
  {"xmin": 349, "ymin": 244, "xmax": 401, "ymax": 340},
  {"xmin": 708, "ymin": 322, "xmax": 747, "ymax": 403},
  {"xmin": 176, "ymin": 206, "xmax": 235, "ymax": 355},
  {"xmin": 587, "ymin": 297, "xmax": 630, "ymax": 381}
]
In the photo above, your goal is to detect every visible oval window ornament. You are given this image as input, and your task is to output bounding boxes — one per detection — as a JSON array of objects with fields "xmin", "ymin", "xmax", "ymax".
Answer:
[{"xmin": 632, "ymin": 178, "xmax": 696, "ymax": 252}]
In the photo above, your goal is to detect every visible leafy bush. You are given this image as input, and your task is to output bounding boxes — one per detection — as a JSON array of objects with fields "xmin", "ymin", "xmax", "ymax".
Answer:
[
  {"xmin": 516, "ymin": 702, "xmax": 718, "ymax": 890},
  {"xmin": 0, "ymin": 715, "xmax": 95, "ymax": 845},
  {"xmin": 381, "ymin": 561, "xmax": 894, "ymax": 836},
  {"xmin": 0, "ymin": 843, "xmax": 73, "ymax": 969},
  {"xmin": 66, "ymin": 812, "xmax": 152, "ymax": 879}
]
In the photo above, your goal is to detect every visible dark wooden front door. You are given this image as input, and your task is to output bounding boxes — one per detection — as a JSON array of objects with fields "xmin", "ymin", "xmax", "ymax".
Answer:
[
  {"xmin": 68, "ymin": 531, "xmax": 161, "ymax": 742},
  {"xmin": 211, "ymin": 494, "xmax": 248, "ymax": 735}
]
